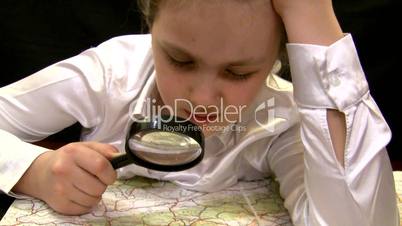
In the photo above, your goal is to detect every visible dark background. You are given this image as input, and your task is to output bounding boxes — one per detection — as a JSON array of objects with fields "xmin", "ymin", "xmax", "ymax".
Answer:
[{"xmin": 0, "ymin": 0, "xmax": 400, "ymax": 219}]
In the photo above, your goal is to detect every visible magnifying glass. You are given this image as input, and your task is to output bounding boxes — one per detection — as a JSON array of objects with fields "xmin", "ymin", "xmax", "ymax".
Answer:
[{"xmin": 110, "ymin": 115, "xmax": 205, "ymax": 171}]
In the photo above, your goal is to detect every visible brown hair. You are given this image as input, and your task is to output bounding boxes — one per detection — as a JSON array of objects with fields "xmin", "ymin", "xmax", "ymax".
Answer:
[
  {"xmin": 137, "ymin": 0, "xmax": 290, "ymax": 80},
  {"xmin": 137, "ymin": 0, "xmax": 162, "ymax": 30}
]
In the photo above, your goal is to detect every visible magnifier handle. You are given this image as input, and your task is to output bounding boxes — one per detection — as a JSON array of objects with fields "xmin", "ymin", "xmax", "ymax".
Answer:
[{"xmin": 110, "ymin": 153, "xmax": 132, "ymax": 169}]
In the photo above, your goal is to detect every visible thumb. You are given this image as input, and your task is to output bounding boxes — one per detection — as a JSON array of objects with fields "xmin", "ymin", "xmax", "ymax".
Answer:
[{"xmin": 81, "ymin": 142, "xmax": 121, "ymax": 160}]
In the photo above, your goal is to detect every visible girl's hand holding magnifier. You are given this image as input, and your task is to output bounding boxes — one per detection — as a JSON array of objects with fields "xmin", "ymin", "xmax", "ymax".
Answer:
[
  {"xmin": 13, "ymin": 115, "xmax": 204, "ymax": 215},
  {"xmin": 13, "ymin": 142, "xmax": 118, "ymax": 215}
]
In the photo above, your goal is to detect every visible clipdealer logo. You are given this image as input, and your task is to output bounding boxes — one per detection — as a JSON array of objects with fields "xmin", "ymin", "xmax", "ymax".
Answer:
[
  {"xmin": 254, "ymin": 97, "xmax": 275, "ymax": 132},
  {"xmin": 130, "ymin": 97, "xmax": 275, "ymax": 132}
]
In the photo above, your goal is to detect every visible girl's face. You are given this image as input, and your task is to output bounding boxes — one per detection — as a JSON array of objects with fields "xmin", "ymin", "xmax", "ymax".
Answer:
[{"xmin": 151, "ymin": 0, "xmax": 282, "ymax": 136}]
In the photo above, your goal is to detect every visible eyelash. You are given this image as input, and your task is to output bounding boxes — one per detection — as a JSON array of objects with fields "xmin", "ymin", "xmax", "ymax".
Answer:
[
  {"xmin": 166, "ymin": 55, "xmax": 254, "ymax": 81},
  {"xmin": 224, "ymin": 70, "xmax": 253, "ymax": 81},
  {"xmin": 167, "ymin": 55, "xmax": 195, "ymax": 69}
]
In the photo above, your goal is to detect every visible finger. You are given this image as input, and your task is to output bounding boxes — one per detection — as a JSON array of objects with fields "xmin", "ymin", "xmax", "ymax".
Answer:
[
  {"xmin": 71, "ymin": 165, "xmax": 108, "ymax": 197},
  {"xmin": 50, "ymin": 198, "xmax": 92, "ymax": 216},
  {"xmin": 80, "ymin": 142, "xmax": 120, "ymax": 160},
  {"xmin": 64, "ymin": 200, "xmax": 93, "ymax": 215},
  {"xmin": 72, "ymin": 145, "xmax": 117, "ymax": 185},
  {"xmin": 68, "ymin": 184, "xmax": 102, "ymax": 208}
]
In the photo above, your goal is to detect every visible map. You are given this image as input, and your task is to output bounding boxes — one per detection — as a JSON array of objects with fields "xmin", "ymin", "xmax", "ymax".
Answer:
[
  {"xmin": 0, "ymin": 177, "xmax": 292, "ymax": 226},
  {"xmin": 393, "ymin": 172, "xmax": 402, "ymax": 226}
]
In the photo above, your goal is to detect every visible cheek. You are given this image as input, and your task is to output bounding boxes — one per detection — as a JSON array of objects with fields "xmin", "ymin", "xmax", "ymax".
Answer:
[
  {"xmin": 154, "ymin": 59, "xmax": 184, "ymax": 106},
  {"xmin": 222, "ymin": 75, "xmax": 266, "ymax": 108},
  {"xmin": 155, "ymin": 73, "xmax": 176, "ymax": 106}
]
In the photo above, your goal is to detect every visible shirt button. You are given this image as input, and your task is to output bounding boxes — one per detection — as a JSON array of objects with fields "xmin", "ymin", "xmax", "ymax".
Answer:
[{"xmin": 329, "ymin": 70, "xmax": 341, "ymax": 87}]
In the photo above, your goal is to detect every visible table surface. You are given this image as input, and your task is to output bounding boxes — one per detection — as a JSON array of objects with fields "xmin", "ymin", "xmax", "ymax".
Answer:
[{"xmin": 2, "ymin": 172, "xmax": 402, "ymax": 226}]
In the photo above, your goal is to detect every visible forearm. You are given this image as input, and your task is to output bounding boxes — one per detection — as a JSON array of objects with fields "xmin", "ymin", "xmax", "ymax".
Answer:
[
  {"xmin": 281, "ymin": 2, "xmax": 346, "ymax": 167},
  {"xmin": 274, "ymin": 1, "xmax": 398, "ymax": 224},
  {"xmin": 0, "ymin": 130, "xmax": 50, "ymax": 196},
  {"xmin": 279, "ymin": 0, "xmax": 343, "ymax": 46},
  {"xmin": 298, "ymin": 104, "xmax": 397, "ymax": 226}
]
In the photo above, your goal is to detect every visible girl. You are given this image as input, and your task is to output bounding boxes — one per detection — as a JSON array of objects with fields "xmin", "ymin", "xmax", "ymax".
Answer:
[{"xmin": 0, "ymin": 0, "xmax": 398, "ymax": 225}]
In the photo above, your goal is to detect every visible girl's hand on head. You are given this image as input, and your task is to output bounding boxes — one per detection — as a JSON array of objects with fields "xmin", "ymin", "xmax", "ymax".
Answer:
[
  {"xmin": 271, "ymin": 0, "xmax": 343, "ymax": 45},
  {"xmin": 13, "ymin": 142, "xmax": 118, "ymax": 215}
]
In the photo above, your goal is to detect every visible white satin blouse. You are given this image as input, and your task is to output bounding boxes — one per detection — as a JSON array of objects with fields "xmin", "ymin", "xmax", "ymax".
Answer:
[{"xmin": 0, "ymin": 34, "xmax": 398, "ymax": 225}]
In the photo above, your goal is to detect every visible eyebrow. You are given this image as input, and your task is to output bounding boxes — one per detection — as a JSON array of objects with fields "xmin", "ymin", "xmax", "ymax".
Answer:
[
  {"xmin": 158, "ymin": 40, "xmax": 195, "ymax": 58},
  {"xmin": 158, "ymin": 40, "xmax": 266, "ymax": 66}
]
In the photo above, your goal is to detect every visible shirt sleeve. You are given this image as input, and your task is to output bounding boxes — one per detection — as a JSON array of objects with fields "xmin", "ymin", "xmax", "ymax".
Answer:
[
  {"xmin": 0, "ymin": 48, "xmax": 108, "ymax": 196},
  {"xmin": 269, "ymin": 34, "xmax": 399, "ymax": 225}
]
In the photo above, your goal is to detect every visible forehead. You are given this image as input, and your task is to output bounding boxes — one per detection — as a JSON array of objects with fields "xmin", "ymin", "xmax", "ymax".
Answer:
[
  {"xmin": 152, "ymin": 0, "xmax": 280, "ymax": 64},
  {"xmin": 156, "ymin": 0, "xmax": 275, "ymax": 33}
]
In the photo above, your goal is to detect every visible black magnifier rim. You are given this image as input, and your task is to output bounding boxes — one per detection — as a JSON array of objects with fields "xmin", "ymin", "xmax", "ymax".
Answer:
[{"xmin": 124, "ymin": 115, "xmax": 205, "ymax": 172}]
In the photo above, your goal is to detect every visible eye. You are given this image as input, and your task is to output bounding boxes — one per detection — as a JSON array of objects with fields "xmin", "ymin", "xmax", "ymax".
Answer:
[
  {"xmin": 224, "ymin": 69, "xmax": 255, "ymax": 81},
  {"xmin": 166, "ymin": 54, "xmax": 195, "ymax": 69}
]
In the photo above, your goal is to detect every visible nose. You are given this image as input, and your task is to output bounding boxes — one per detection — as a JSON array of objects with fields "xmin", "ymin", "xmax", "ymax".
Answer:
[{"xmin": 188, "ymin": 74, "xmax": 221, "ymax": 108}]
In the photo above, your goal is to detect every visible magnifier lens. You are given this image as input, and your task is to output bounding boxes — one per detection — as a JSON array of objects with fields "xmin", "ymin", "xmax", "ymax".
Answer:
[{"xmin": 128, "ymin": 130, "xmax": 202, "ymax": 166}]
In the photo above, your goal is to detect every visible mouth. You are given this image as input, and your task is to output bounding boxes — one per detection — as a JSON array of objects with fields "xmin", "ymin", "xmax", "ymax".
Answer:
[{"xmin": 184, "ymin": 110, "xmax": 217, "ymax": 124}]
